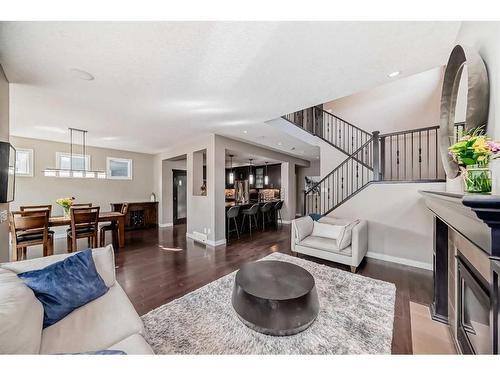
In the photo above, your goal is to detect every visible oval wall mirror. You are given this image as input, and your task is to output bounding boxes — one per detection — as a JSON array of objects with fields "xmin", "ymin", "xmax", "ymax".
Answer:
[{"xmin": 439, "ymin": 45, "xmax": 489, "ymax": 178}]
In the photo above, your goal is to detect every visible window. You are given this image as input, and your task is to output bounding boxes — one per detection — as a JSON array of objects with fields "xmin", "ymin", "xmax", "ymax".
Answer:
[
  {"xmin": 56, "ymin": 152, "xmax": 91, "ymax": 171},
  {"xmin": 107, "ymin": 157, "xmax": 132, "ymax": 180},
  {"xmin": 15, "ymin": 148, "xmax": 33, "ymax": 177}
]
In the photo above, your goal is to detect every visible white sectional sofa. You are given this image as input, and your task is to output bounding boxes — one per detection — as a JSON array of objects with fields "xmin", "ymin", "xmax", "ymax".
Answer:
[
  {"xmin": 291, "ymin": 216, "xmax": 368, "ymax": 272},
  {"xmin": 0, "ymin": 245, "xmax": 153, "ymax": 355}
]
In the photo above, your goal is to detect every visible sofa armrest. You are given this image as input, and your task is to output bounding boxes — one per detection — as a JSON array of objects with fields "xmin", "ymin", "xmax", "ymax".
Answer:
[
  {"xmin": 291, "ymin": 216, "xmax": 314, "ymax": 251},
  {"xmin": 351, "ymin": 220, "xmax": 368, "ymax": 267}
]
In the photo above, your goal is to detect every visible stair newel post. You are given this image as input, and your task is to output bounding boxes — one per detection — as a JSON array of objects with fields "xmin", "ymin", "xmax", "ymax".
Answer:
[{"xmin": 372, "ymin": 131, "xmax": 381, "ymax": 181}]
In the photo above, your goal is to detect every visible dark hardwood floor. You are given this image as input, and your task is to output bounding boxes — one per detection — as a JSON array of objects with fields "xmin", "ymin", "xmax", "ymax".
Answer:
[{"xmin": 107, "ymin": 223, "xmax": 432, "ymax": 354}]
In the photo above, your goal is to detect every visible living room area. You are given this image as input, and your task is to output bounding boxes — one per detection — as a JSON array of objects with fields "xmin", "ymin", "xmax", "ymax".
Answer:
[{"xmin": 1, "ymin": 2, "xmax": 500, "ymax": 372}]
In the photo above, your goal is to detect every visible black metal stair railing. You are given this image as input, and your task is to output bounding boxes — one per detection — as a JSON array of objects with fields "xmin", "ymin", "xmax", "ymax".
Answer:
[
  {"xmin": 283, "ymin": 106, "xmax": 374, "ymax": 160},
  {"xmin": 379, "ymin": 125, "xmax": 445, "ymax": 181},
  {"xmin": 304, "ymin": 137, "xmax": 374, "ymax": 216}
]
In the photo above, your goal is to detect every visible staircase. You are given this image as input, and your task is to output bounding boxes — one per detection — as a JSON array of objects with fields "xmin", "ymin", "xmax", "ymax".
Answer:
[{"xmin": 282, "ymin": 106, "xmax": 453, "ymax": 216}]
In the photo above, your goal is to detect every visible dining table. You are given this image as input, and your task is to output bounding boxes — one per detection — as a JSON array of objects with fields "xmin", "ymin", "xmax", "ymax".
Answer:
[{"xmin": 48, "ymin": 211, "xmax": 126, "ymax": 248}]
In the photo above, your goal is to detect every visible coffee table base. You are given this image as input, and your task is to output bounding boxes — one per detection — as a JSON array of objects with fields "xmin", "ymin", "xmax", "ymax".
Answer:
[{"xmin": 236, "ymin": 314, "xmax": 317, "ymax": 336}]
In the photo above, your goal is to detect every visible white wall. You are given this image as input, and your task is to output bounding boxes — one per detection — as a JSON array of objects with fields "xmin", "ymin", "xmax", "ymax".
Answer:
[
  {"xmin": 324, "ymin": 67, "xmax": 444, "ymax": 134},
  {"xmin": 10, "ymin": 136, "xmax": 155, "ymax": 235},
  {"xmin": 0, "ymin": 65, "xmax": 9, "ymax": 262},
  {"xmin": 329, "ymin": 182, "xmax": 446, "ymax": 269}
]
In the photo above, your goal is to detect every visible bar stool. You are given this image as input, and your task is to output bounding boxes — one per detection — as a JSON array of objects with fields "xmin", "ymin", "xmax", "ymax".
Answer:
[
  {"xmin": 240, "ymin": 204, "xmax": 259, "ymax": 238},
  {"xmin": 260, "ymin": 202, "xmax": 273, "ymax": 231},
  {"xmin": 226, "ymin": 206, "xmax": 240, "ymax": 241},
  {"xmin": 273, "ymin": 200, "xmax": 284, "ymax": 228}
]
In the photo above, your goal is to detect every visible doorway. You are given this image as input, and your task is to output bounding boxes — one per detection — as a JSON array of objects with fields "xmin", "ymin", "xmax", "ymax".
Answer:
[{"xmin": 173, "ymin": 169, "xmax": 187, "ymax": 225}]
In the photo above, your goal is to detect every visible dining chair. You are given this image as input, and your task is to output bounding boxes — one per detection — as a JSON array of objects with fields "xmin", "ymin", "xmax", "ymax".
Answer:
[
  {"xmin": 20, "ymin": 205, "xmax": 55, "ymax": 238},
  {"xmin": 67, "ymin": 206, "xmax": 100, "ymax": 252},
  {"xmin": 20, "ymin": 204, "xmax": 52, "ymax": 216},
  {"xmin": 10, "ymin": 209, "xmax": 53, "ymax": 261},
  {"xmin": 71, "ymin": 203, "xmax": 93, "ymax": 208},
  {"xmin": 99, "ymin": 203, "xmax": 128, "ymax": 248}
]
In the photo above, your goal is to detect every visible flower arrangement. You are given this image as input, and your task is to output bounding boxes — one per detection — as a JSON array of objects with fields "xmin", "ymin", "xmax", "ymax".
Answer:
[
  {"xmin": 448, "ymin": 127, "xmax": 500, "ymax": 193},
  {"xmin": 56, "ymin": 197, "xmax": 75, "ymax": 218}
]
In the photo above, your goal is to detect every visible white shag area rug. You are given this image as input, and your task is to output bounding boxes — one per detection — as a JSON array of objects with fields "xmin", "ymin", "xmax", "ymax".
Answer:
[{"xmin": 141, "ymin": 252, "xmax": 396, "ymax": 354}]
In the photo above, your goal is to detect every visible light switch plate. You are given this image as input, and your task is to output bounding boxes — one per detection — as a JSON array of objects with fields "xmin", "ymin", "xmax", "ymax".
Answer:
[{"xmin": 0, "ymin": 210, "xmax": 7, "ymax": 223}]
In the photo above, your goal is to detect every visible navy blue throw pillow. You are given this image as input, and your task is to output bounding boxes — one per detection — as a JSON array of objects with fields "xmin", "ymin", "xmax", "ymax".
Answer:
[
  {"xmin": 309, "ymin": 213, "xmax": 322, "ymax": 221},
  {"xmin": 18, "ymin": 249, "xmax": 109, "ymax": 328}
]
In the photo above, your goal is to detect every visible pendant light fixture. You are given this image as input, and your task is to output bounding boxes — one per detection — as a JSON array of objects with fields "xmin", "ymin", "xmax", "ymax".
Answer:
[
  {"xmin": 264, "ymin": 162, "xmax": 269, "ymax": 186},
  {"xmin": 43, "ymin": 128, "xmax": 106, "ymax": 179},
  {"xmin": 228, "ymin": 154, "xmax": 234, "ymax": 184},
  {"xmin": 248, "ymin": 158, "xmax": 254, "ymax": 185}
]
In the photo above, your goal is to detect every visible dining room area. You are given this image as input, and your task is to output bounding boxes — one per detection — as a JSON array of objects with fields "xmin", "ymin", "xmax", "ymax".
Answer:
[
  {"xmin": 9, "ymin": 200, "xmax": 133, "ymax": 261},
  {"xmin": 5, "ymin": 127, "xmax": 158, "ymax": 262}
]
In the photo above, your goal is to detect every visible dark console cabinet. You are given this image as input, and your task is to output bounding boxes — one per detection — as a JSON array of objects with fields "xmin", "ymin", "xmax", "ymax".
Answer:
[{"xmin": 111, "ymin": 201, "xmax": 158, "ymax": 230}]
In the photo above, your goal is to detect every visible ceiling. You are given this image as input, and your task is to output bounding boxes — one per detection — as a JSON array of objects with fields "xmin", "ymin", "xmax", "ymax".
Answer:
[{"xmin": 0, "ymin": 22, "xmax": 460, "ymax": 159}]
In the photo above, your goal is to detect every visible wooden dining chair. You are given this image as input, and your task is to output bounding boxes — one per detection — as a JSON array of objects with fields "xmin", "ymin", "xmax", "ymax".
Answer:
[
  {"xmin": 20, "ymin": 204, "xmax": 53, "ymax": 216},
  {"xmin": 71, "ymin": 203, "xmax": 93, "ymax": 208},
  {"xmin": 100, "ymin": 203, "xmax": 128, "ymax": 247},
  {"xmin": 67, "ymin": 206, "xmax": 100, "ymax": 252},
  {"xmin": 10, "ymin": 209, "xmax": 53, "ymax": 261}
]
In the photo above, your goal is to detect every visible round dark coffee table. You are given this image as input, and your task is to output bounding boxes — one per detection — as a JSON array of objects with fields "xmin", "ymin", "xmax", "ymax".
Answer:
[{"xmin": 231, "ymin": 260, "xmax": 319, "ymax": 336}]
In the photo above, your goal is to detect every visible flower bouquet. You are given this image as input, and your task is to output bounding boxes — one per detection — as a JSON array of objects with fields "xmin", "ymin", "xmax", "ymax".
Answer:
[
  {"xmin": 56, "ymin": 197, "xmax": 75, "ymax": 218},
  {"xmin": 448, "ymin": 127, "xmax": 500, "ymax": 193}
]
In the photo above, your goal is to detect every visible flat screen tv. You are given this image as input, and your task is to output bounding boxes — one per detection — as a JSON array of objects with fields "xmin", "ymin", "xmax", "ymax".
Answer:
[{"xmin": 0, "ymin": 141, "xmax": 15, "ymax": 203}]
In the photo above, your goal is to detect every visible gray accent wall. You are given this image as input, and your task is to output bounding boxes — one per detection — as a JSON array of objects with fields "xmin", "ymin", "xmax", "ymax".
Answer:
[{"xmin": 0, "ymin": 65, "xmax": 9, "ymax": 262}]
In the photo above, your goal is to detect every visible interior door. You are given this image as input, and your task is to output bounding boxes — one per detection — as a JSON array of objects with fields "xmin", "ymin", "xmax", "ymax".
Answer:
[{"xmin": 173, "ymin": 169, "xmax": 187, "ymax": 225}]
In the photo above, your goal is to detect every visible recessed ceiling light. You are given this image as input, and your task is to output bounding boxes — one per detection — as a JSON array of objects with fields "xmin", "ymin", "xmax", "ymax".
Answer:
[
  {"xmin": 278, "ymin": 142, "xmax": 282, "ymax": 146},
  {"xmin": 70, "ymin": 68, "xmax": 95, "ymax": 81},
  {"xmin": 243, "ymin": 130, "xmax": 248, "ymax": 134},
  {"xmin": 387, "ymin": 71, "xmax": 400, "ymax": 78}
]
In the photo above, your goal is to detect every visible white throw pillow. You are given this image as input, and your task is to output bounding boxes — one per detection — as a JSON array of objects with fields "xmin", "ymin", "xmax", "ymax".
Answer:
[
  {"xmin": 0, "ymin": 268, "xmax": 44, "ymax": 354},
  {"xmin": 311, "ymin": 221, "xmax": 344, "ymax": 240}
]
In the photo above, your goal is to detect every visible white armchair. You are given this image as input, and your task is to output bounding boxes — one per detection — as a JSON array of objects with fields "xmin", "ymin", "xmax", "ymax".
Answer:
[{"xmin": 291, "ymin": 216, "xmax": 368, "ymax": 272}]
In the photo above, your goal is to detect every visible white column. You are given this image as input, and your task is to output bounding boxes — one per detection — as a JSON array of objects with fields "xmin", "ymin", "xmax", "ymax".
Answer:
[{"xmin": 281, "ymin": 162, "xmax": 296, "ymax": 222}]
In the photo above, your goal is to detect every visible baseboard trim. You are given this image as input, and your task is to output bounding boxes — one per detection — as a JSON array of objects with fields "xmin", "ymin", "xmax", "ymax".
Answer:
[
  {"xmin": 366, "ymin": 251, "xmax": 432, "ymax": 271},
  {"xmin": 186, "ymin": 232, "xmax": 226, "ymax": 247},
  {"xmin": 159, "ymin": 223, "xmax": 173, "ymax": 228},
  {"xmin": 207, "ymin": 239, "xmax": 227, "ymax": 247},
  {"xmin": 282, "ymin": 220, "xmax": 292, "ymax": 224}
]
